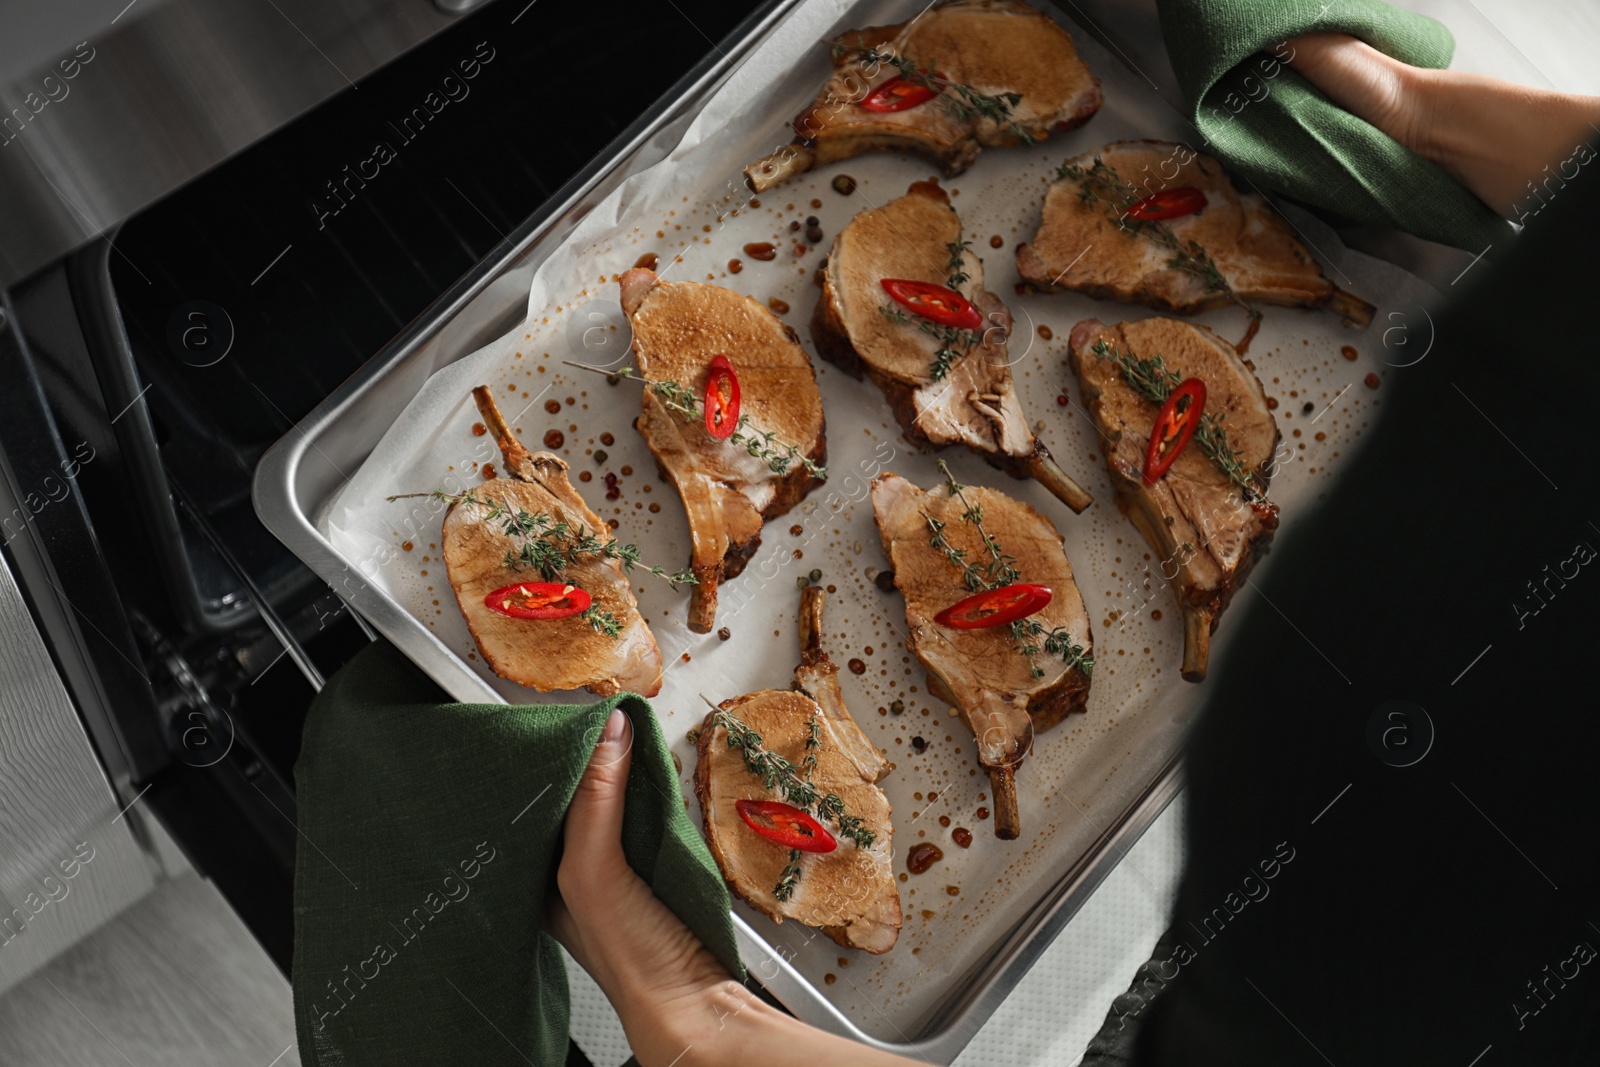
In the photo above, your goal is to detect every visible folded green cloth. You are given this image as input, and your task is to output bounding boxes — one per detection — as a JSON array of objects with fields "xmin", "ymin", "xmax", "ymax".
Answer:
[
  {"xmin": 291, "ymin": 640, "xmax": 742, "ymax": 1066},
  {"xmin": 1156, "ymin": 0, "xmax": 1509, "ymax": 251}
]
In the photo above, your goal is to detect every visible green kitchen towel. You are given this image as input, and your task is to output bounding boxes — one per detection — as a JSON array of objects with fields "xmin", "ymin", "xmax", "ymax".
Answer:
[
  {"xmin": 291, "ymin": 639, "xmax": 742, "ymax": 1066},
  {"xmin": 1156, "ymin": 0, "xmax": 1510, "ymax": 251}
]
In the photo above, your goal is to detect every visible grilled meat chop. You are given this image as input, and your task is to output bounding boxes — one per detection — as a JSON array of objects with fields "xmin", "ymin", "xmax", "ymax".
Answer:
[
  {"xmin": 813, "ymin": 179, "xmax": 1093, "ymax": 513},
  {"xmin": 1018, "ymin": 141, "xmax": 1374, "ymax": 326},
  {"xmin": 1067, "ymin": 318, "xmax": 1280, "ymax": 681},
  {"xmin": 619, "ymin": 268, "xmax": 826, "ymax": 633},
  {"xmin": 871, "ymin": 472, "xmax": 1092, "ymax": 838},
  {"xmin": 695, "ymin": 588, "xmax": 898, "ymax": 953},
  {"xmin": 745, "ymin": 0, "xmax": 1100, "ymax": 193},
  {"xmin": 442, "ymin": 387, "xmax": 663, "ymax": 696}
]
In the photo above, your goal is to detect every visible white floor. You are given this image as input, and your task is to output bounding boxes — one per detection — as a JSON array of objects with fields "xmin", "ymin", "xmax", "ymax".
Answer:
[{"xmin": 0, "ymin": 872, "xmax": 300, "ymax": 1067}]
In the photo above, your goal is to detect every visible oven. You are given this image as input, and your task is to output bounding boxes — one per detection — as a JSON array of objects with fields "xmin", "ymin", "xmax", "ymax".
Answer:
[{"xmin": 0, "ymin": 0, "xmax": 764, "ymax": 994}]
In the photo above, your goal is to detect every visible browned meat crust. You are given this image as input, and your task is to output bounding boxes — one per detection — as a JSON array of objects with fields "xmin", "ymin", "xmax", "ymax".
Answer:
[
  {"xmin": 871, "ymin": 472, "xmax": 1092, "ymax": 838},
  {"xmin": 745, "ymin": 0, "xmax": 1101, "ymax": 192},
  {"xmin": 694, "ymin": 590, "xmax": 898, "ymax": 953},
  {"xmin": 619, "ymin": 269, "xmax": 826, "ymax": 633},
  {"xmin": 1018, "ymin": 140, "xmax": 1374, "ymax": 327},
  {"xmin": 812, "ymin": 179, "xmax": 1092, "ymax": 513},
  {"xmin": 1066, "ymin": 318, "xmax": 1281, "ymax": 680},
  {"xmin": 442, "ymin": 387, "xmax": 663, "ymax": 696}
]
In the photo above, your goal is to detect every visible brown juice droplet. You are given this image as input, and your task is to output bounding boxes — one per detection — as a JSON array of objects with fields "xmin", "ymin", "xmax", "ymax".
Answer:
[
  {"xmin": 1037, "ymin": 324, "xmax": 1053, "ymax": 340},
  {"xmin": 789, "ymin": 524, "xmax": 803, "ymax": 536},
  {"xmin": 470, "ymin": 422, "xmax": 487, "ymax": 436},
  {"xmin": 975, "ymin": 806, "xmax": 990, "ymax": 820},
  {"xmin": 1266, "ymin": 397, "xmax": 1279, "ymax": 409},
  {"xmin": 1151, "ymin": 609, "xmax": 1162, "ymax": 621},
  {"xmin": 633, "ymin": 252, "xmax": 659, "ymax": 271},
  {"xmin": 1341, "ymin": 345, "xmax": 1359, "ymax": 361},
  {"xmin": 989, "ymin": 234, "xmax": 1004, "ymax": 248},
  {"xmin": 401, "ymin": 541, "xmax": 414, "ymax": 552},
  {"xmin": 543, "ymin": 430, "xmax": 565, "ymax": 449},
  {"xmin": 938, "ymin": 815, "xmax": 951, "ymax": 827},
  {"xmin": 1235, "ymin": 314, "xmax": 1262, "ymax": 355},
  {"xmin": 728, "ymin": 259, "xmax": 743, "ymax": 274},
  {"xmin": 544, "ymin": 399, "xmax": 562, "ymax": 415},
  {"xmin": 847, "ymin": 658, "xmax": 866, "ymax": 675},
  {"xmin": 481, "ymin": 464, "xmax": 496, "ymax": 480},
  {"xmin": 599, "ymin": 432, "xmax": 614, "ymax": 446},
  {"xmin": 945, "ymin": 885, "xmax": 960, "ymax": 896},
  {"xmin": 952, "ymin": 827, "xmax": 973, "ymax": 848},
  {"xmin": 906, "ymin": 843, "xmax": 943, "ymax": 874},
  {"xmin": 768, "ymin": 297, "xmax": 790, "ymax": 314},
  {"xmin": 743, "ymin": 242, "xmax": 777, "ymax": 261},
  {"xmin": 810, "ymin": 198, "xmax": 822, "ymax": 209},
  {"xmin": 578, "ymin": 471, "xmax": 592, "ymax": 482}
]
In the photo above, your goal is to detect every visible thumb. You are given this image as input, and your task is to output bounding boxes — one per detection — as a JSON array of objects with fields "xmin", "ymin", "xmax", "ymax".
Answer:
[{"xmin": 562, "ymin": 708, "xmax": 635, "ymax": 878}]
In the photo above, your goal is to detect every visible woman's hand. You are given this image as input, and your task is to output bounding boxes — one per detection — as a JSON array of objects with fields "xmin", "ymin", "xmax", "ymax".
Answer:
[
  {"xmin": 548, "ymin": 708, "xmax": 752, "ymax": 1067},
  {"xmin": 1285, "ymin": 31, "xmax": 1600, "ymax": 218},
  {"xmin": 549, "ymin": 708, "xmax": 923, "ymax": 1067}
]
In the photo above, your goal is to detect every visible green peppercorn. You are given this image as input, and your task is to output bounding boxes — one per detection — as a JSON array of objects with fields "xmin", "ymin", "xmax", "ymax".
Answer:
[{"xmin": 808, "ymin": 568, "xmax": 822, "ymax": 582}]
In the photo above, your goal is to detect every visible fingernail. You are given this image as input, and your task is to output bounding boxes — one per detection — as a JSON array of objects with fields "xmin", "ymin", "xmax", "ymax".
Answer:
[{"xmin": 601, "ymin": 708, "xmax": 626, "ymax": 744}]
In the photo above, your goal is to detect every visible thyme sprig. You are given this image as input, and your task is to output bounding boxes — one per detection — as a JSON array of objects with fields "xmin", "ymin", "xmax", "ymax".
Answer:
[
  {"xmin": 1013, "ymin": 621, "xmax": 1095, "ymax": 679},
  {"xmin": 945, "ymin": 238, "xmax": 972, "ymax": 290},
  {"xmin": 1090, "ymin": 339, "xmax": 1261, "ymax": 494},
  {"xmin": 433, "ymin": 490, "xmax": 698, "ymax": 592},
  {"xmin": 711, "ymin": 708, "xmax": 877, "ymax": 851},
  {"xmin": 581, "ymin": 605, "xmax": 623, "ymax": 638},
  {"xmin": 562, "ymin": 362, "xmax": 825, "ymax": 479},
  {"xmin": 774, "ymin": 716, "xmax": 828, "ymax": 901},
  {"xmin": 838, "ymin": 42, "xmax": 1039, "ymax": 145},
  {"xmin": 878, "ymin": 304, "xmax": 984, "ymax": 382},
  {"xmin": 774, "ymin": 853, "xmax": 804, "ymax": 903},
  {"xmin": 1056, "ymin": 159, "xmax": 1258, "ymax": 319},
  {"xmin": 921, "ymin": 462, "xmax": 1094, "ymax": 678},
  {"xmin": 937, "ymin": 461, "xmax": 1021, "ymax": 588}
]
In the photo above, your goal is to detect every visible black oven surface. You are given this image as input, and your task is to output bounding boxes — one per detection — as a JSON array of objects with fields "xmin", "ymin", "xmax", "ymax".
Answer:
[{"xmin": 0, "ymin": 0, "xmax": 763, "ymax": 985}]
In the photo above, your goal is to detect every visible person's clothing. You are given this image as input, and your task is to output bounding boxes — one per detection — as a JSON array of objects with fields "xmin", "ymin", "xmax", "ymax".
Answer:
[{"xmin": 1120, "ymin": 144, "xmax": 1600, "ymax": 1064}]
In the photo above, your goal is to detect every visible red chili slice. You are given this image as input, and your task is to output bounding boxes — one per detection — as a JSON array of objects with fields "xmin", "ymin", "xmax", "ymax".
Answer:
[
  {"xmin": 934, "ymin": 583, "xmax": 1054, "ymax": 629},
  {"xmin": 703, "ymin": 354, "xmax": 741, "ymax": 440},
  {"xmin": 880, "ymin": 278, "xmax": 984, "ymax": 331},
  {"xmin": 484, "ymin": 582, "xmax": 591, "ymax": 620},
  {"xmin": 1143, "ymin": 378, "xmax": 1207, "ymax": 487},
  {"xmin": 1126, "ymin": 186, "xmax": 1208, "ymax": 222},
  {"xmin": 860, "ymin": 73, "xmax": 942, "ymax": 113},
  {"xmin": 735, "ymin": 799, "xmax": 838, "ymax": 853}
]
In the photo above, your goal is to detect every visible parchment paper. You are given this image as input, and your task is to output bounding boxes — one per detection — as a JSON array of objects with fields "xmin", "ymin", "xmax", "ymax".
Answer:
[{"xmin": 321, "ymin": 0, "xmax": 1438, "ymax": 1040}]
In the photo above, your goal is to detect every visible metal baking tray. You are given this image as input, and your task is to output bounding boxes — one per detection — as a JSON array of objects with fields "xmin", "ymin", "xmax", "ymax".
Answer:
[{"xmin": 255, "ymin": 1, "xmax": 1184, "ymax": 1060}]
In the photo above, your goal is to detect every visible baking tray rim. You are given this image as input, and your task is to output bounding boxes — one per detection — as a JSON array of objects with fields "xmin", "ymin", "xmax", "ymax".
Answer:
[{"xmin": 253, "ymin": 2, "xmax": 1182, "ymax": 1059}]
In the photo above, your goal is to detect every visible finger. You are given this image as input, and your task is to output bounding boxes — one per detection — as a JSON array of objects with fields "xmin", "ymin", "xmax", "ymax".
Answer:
[{"xmin": 562, "ymin": 708, "xmax": 635, "ymax": 879}]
